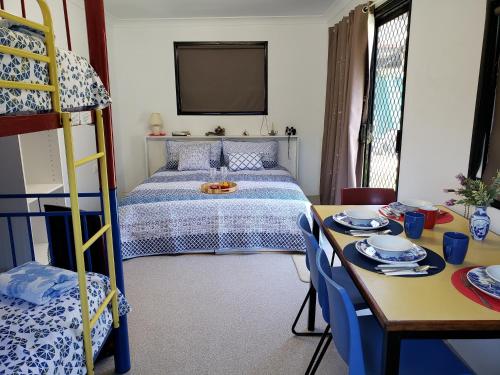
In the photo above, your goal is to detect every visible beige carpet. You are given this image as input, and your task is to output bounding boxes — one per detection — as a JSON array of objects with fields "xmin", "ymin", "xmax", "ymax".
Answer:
[{"xmin": 95, "ymin": 253, "xmax": 347, "ymax": 375}]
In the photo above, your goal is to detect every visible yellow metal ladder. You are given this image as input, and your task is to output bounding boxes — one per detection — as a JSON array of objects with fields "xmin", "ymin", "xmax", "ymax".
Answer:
[{"xmin": 61, "ymin": 110, "xmax": 120, "ymax": 375}]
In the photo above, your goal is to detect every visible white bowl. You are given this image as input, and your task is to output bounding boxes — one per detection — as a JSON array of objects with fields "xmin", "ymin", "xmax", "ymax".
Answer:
[
  {"xmin": 367, "ymin": 235, "xmax": 413, "ymax": 255},
  {"xmin": 400, "ymin": 199, "xmax": 433, "ymax": 211},
  {"xmin": 344, "ymin": 208, "xmax": 380, "ymax": 225},
  {"xmin": 485, "ymin": 265, "xmax": 500, "ymax": 284}
]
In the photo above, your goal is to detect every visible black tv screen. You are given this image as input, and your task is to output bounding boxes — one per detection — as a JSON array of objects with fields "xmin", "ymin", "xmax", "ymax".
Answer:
[{"xmin": 174, "ymin": 42, "xmax": 268, "ymax": 115}]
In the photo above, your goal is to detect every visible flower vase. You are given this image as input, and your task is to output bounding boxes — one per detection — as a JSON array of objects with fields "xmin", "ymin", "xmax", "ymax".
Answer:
[{"xmin": 469, "ymin": 206, "xmax": 490, "ymax": 241}]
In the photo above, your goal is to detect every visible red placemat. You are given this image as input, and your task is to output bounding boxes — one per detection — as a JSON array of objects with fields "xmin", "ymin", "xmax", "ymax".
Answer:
[
  {"xmin": 379, "ymin": 206, "xmax": 454, "ymax": 224},
  {"xmin": 451, "ymin": 267, "xmax": 500, "ymax": 312}
]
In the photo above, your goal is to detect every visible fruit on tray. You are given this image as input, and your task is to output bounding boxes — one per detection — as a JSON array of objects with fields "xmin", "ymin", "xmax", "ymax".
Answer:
[
  {"xmin": 209, "ymin": 183, "xmax": 220, "ymax": 189},
  {"xmin": 220, "ymin": 181, "xmax": 230, "ymax": 189}
]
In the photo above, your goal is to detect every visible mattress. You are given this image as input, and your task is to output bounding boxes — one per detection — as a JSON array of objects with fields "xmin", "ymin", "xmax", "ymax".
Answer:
[
  {"xmin": 119, "ymin": 167, "xmax": 311, "ymax": 259},
  {"xmin": 0, "ymin": 272, "xmax": 130, "ymax": 375},
  {"xmin": 0, "ymin": 26, "xmax": 111, "ymax": 115}
]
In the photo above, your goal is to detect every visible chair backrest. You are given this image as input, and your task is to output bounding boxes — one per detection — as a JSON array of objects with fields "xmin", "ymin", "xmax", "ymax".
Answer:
[
  {"xmin": 297, "ymin": 213, "xmax": 330, "ymax": 323},
  {"xmin": 317, "ymin": 247, "xmax": 366, "ymax": 375},
  {"xmin": 341, "ymin": 188, "xmax": 396, "ymax": 206}
]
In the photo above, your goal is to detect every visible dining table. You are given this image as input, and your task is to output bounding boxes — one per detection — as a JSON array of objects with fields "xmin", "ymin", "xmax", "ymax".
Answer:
[{"xmin": 309, "ymin": 204, "xmax": 500, "ymax": 375}]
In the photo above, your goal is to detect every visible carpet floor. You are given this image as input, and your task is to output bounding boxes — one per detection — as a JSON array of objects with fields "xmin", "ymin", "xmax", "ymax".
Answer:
[{"xmin": 95, "ymin": 253, "xmax": 347, "ymax": 375}]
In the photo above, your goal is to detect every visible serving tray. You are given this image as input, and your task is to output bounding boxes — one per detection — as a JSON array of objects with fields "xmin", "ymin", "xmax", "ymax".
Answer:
[{"xmin": 200, "ymin": 182, "xmax": 238, "ymax": 194}]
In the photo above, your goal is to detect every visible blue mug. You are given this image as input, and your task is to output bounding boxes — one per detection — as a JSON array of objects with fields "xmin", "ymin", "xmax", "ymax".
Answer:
[
  {"xmin": 404, "ymin": 211, "xmax": 425, "ymax": 239},
  {"xmin": 443, "ymin": 232, "xmax": 469, "ymax": 264}
]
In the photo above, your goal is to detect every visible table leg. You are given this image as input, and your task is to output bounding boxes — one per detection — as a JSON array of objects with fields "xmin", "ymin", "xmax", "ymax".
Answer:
[
  {"xmin": 307, "ymin": 281, "xmax": 316, "ymax": 331},
  {"xmin": 382, "ymin": 331, "xmax": 401, "ymax": 375},
  {"xmin": 307, "ymin": 219, "xmax": 321, "ymax": 331}
]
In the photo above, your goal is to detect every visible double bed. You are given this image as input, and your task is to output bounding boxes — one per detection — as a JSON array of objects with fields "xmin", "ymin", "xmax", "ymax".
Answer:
[{"xmin": 119, "ymin": 139, "xmax": 310, "ymax": 259}]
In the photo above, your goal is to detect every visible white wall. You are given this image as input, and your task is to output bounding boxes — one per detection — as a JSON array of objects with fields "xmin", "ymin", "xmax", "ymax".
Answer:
[{"xmin": 108, "ymin": 17, "xmax": 327, "ymax": 195}]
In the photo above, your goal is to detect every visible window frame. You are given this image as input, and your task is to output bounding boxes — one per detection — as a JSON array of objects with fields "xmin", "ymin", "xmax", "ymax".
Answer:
[
  {"xmin": 469, "ymin": 0, "xmax": 500, "ymax": 209},
  {"xmin": 361, "ymin": 0, "xmax": 412, "ymax": 193}
]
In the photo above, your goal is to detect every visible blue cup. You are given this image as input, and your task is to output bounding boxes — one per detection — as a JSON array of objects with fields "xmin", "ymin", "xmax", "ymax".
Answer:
[
  {"xmin": 404, "ymin": 211, "xmax": 425, "ymax": 239},
  {"xmin": 443, "ymin": 232, "xmax": 469, "ymax": 264}
]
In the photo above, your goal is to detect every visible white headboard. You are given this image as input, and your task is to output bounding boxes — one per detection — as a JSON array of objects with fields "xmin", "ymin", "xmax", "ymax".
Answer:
[{"xmin": 144, "ymin": 135, "xmax": 299, "ymax": 179}]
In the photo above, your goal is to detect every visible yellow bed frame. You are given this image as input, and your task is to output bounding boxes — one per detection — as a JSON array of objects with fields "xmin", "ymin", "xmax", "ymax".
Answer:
[{"xmin": 0, "ymin": 2, "xmax": 119, "ymax": 374}]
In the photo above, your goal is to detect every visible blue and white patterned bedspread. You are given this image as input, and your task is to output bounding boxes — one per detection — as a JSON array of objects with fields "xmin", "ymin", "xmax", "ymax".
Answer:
[
  {"xmin": 0, "ymin": 272, "xmax": 130, "ymax": 375},
  {"xmin": 0, "ymin": 26, "xmax": 111, "ymax": 114},
  {"xmin": 119, "ymin": 168, "xmax": 311, "ymax": 259}
]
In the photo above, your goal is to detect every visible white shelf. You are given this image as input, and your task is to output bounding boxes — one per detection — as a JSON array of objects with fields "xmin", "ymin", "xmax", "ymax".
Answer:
[
  {"xmin": 26, "ymin": 183, "xmax": 63, "ymax": 204},
  {"xmin": 146, "ymin": 135, "xmax": 299, "ymax": 141}
]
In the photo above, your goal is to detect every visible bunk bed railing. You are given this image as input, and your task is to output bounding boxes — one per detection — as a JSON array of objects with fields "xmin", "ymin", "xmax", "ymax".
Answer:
[
  {"xmin": 0, "ymin": 0, "xmax": 61, "ymax": 112},
  {"xmin": 0, "ymin": 192, "xmax": 103, "ymax": 269}
]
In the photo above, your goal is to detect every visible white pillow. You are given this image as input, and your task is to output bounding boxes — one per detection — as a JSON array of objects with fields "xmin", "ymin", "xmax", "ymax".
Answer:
[
  {"xmin": 228, "ymin": 152, "xmax": 263, "ymax": 171},
  {"xmin": 177, "ymin": 143, "xmax": 211, "ymax": 171}
]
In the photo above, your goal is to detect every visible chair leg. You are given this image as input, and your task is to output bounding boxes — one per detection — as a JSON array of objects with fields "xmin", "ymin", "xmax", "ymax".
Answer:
[
  {"xmin": 309, "ymin": 332, "xmax": 332, "ymax": 375},
  {"xmin": 292, "ymin": 288, "xmax": 323, "ymax": 337},
  {"xmin": 304, "ymin": 324, "xmax": 330, "ymax": 375}
]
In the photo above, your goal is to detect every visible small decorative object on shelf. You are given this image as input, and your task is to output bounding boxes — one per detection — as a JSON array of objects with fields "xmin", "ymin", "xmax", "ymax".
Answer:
[
  {"xmin": 243, "ymin": 129, "xmax": 249, "ymax": 136},
  {"xmin": 149, "ymin": 112, "xmax": 164, "ymax": 136},
  {"xmin": 268, "ymin": 122, "xmax": 278, "ymax": 136},
  {"xmin": 444, "ymin": 171, "xmax": 500, "ymax": 241},
  {"xmin": 205, "ymin": 126, "xmax": 225, "ymax": 136},
  {"xmin": 172, "ymin": 131, "xmax": 191, "ymax": 136}
]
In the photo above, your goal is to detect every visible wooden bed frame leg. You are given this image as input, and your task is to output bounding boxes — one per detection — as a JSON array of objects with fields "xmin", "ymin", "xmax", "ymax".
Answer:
[{"xmin": 110, "ymin": 189, "xmax": 131, "ymax": 373}]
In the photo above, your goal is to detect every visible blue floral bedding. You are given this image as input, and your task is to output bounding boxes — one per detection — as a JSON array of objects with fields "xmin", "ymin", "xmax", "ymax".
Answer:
[
  {"xmin": 119, "ymin": 168, "xmax": 311, "ymax": 259},
  {"xmin": 0, "ymin": 26, "xmax": 111, "ymax": 115},
  {"xmin": 0, "ymin": 272, "xmax": 130, "ymax": 375}
]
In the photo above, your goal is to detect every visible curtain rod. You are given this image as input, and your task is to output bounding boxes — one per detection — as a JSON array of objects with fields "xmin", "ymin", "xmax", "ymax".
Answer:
[{"xmin": 363, "ymin": 0, "xmax": 385, "ymax": 14}]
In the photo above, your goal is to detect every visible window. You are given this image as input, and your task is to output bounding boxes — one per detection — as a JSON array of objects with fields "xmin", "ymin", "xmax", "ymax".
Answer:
[
  {"xmin": 469, "ymin": 0, "xmax": 500, "ymax": 209},
  {"xmin": 174, "ymin": 42, "xmax": 268, "ymax": 115},
  {"xmin": 361, "ymin": 0, "xmax": 412, "ymax": 190}
]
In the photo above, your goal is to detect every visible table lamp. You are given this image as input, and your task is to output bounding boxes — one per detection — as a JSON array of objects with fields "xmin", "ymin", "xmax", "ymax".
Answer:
[{"xmin": 149, "ymin": 112, "xmax": 163, "ymax": 136}]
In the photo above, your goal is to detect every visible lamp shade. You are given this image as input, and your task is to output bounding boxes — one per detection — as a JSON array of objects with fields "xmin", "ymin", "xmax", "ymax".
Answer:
[{"xmin": 149, "ymin": 112, "xmax": 163, "ymax": 126}]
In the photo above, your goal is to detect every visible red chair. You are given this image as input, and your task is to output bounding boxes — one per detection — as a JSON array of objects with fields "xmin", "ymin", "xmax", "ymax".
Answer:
[{"xmin": 341, "ymin": 188, "xmax": 396, "ymax": 205}]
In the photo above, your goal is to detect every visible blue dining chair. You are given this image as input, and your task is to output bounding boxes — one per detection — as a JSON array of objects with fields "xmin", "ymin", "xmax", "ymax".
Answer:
[
  {"xmin": 316, "ymin": 247, "xmax": 473, "ymax": 375},
  {"xmin": 293, "ymin": 213, "xmax": 367, "ymax": 374}
]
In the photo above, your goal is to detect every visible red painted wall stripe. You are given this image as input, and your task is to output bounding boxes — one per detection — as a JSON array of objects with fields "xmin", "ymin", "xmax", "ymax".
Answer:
[
  {"xmin": 84, "ymin": 0, "xmax": 117, "ymax": 189},
  {"xmin": 20, "ymin": 0, "xmax": 26, "ymax": 17},
  {"xmin": 62, "ymin": 0, "xmax": 72, "ymax": 50}
]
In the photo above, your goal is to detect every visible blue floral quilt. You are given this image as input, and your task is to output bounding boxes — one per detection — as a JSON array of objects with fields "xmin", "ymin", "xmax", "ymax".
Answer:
[
  {"xmin": 119, "ymin": 168, "xmax": 311, "ymax": 259},
  {"xmin": 0, "ymin": 26, "xmax": 111, "ymax": 114},
  {"xmin": 0, "ymin": 272, "xmax": 130, "ymax": 375}
]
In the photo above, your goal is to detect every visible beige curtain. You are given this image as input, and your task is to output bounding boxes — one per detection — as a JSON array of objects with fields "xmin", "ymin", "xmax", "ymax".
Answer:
[{"xmin": 320, "ymin": 5, "xmax": 368, "ymax": 204}]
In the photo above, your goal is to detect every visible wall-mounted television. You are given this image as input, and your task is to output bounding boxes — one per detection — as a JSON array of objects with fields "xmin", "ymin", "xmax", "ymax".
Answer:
[{"xmin": 174, "ymin": 41, "xmax": 268, "ymax": 115}]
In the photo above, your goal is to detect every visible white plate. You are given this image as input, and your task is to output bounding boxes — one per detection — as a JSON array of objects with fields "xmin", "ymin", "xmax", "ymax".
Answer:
[
  {"xmin": 355, "ymin": 240, "xmax": 427, "ymax": 264},
  {"xmin": 467, "ymin": 267, "xmax": 500, "ymax": 300},
  {"xmin": 485, "ymin": 265, "xmax": 500, "ymax": 284},
  {"xmin": 331, "ymin": 213, "xmax": 389, "ymax": 230},
  {"xmin": 367, "ymin": 235, "xmax": 413, "ymax": 254}
]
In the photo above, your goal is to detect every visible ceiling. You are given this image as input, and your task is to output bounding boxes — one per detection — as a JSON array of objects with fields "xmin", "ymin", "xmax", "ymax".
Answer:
[{"xmin": 105, "ymin": 0, "xmax": 336, "ymax": 19}]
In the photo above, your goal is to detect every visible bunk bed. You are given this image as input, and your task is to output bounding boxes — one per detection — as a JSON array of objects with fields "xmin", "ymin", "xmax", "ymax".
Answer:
[{"xmin": 0, "ymin": 1, "xmax": 130, "ymax": 374}]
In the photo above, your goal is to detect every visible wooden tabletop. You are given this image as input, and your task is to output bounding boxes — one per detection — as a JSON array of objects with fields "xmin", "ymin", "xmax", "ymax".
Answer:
[{"xmin": 312, "ymin": 205, "xmax": 500, "ymax": 333}]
